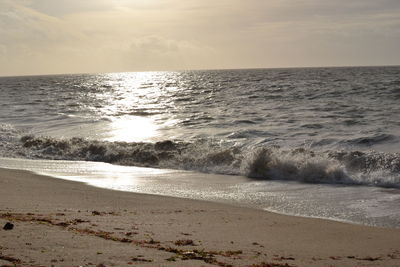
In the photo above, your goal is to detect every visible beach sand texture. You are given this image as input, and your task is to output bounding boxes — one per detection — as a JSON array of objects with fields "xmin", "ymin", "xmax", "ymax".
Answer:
[{"xmin": 1, "ymin": 168, "xmax": 399, "ymax": 267}]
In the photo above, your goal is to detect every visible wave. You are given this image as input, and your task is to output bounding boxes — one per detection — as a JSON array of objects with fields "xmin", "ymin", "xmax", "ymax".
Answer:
[
  {"xmin": 0, "ymin": 128, "xmax": 395, "ymax": 188},
  {"xmin": 244, "ymin": 148, "xmax": 400, "ymax": 188},
  {"xmin": 1, "ymin": 123, "xmax": 399, "ymax": 188},
  {"xmin": 344, "ymin": 134, "xmax": 397, "ymax": 146}
]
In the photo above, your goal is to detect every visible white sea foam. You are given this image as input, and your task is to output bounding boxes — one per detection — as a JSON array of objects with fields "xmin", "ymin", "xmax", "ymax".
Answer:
[
  {"xmin": 0, "ymin": 124, "xmax": 399, "ymax": 188},
  {"xmin": 1, "ymin": 156, "xmax": 399, "ymax": 228}
]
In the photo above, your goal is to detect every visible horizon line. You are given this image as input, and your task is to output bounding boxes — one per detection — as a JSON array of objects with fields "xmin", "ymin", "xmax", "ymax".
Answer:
[{"xmin": 1, "ymin": 64, "xmax": 399, "ymax": 78}]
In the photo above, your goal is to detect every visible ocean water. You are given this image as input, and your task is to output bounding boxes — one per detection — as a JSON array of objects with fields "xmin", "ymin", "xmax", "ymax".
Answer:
[{"xmin": 1, "ymin": 66, "xmax": 400, "ymax": 227}]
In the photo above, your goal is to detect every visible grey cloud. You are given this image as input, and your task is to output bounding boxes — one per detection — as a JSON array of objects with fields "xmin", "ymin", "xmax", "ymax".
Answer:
[
  {"xmin": 196, "ymin": 0, "xmax": 400, "ymax": 28},
  {"xmin": 0, "ymin": 2, "xmax": 76, "ymax": 45},
  {"xmin": 21, "ymin": 0, "xmax": 181, "ymax": 17},
  {"xmin": 23, "ymin": 0, "xmax": 114, "ymax": 16}
]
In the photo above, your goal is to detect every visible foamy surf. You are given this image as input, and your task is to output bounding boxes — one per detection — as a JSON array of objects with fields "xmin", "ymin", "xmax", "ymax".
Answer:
[
  {"xmin": 0, "ymin": 124, "xmax": 399, "ymax": 189},
  {"xmin": 1, "ymin": 157, "xmax": 399, "ymax": 228}
]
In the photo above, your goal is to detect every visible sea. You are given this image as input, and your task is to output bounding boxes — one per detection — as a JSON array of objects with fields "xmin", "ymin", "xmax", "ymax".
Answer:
[{"xmin": 1, "ymin": 66, "xmax": 399, "ymax": 228}]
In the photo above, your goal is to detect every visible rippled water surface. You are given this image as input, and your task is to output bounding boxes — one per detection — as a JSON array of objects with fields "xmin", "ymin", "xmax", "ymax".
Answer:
[{"xmin": 1, "ymin": 67, "xmax": 400, "ymax": 147}]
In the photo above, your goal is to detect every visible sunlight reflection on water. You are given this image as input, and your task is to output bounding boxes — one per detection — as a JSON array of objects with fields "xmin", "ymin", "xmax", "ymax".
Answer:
[
  {"xmin": 106, "ymin": 116, "xmax": 159, "ymax": 142},
  {"xmin": 93, "ymin": 71, "xmax": 181, "ymax": 142}
]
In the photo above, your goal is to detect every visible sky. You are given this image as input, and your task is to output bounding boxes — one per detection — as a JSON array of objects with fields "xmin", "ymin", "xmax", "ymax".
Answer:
[{"xmin": 0, "ymin": 0, "xmax": 399, "ymax": 76}]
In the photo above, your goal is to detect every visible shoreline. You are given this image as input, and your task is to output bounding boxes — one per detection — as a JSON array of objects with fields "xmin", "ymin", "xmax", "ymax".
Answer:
[
  {"xmin": 1, "ymin": 168, "xmax": 400, "ymax": 266},
  {"xmin": 2, "ymin": 156, "xmax": 399, "ymax": 229}
]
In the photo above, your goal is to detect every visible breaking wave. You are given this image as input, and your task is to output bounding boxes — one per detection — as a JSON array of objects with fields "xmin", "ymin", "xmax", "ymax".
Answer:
[{"xmin": 1, "ymin": 128, "xmax": 399, "ymax": 188}]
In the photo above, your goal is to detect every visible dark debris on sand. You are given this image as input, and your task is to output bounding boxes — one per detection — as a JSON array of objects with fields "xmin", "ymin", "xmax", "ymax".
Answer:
[{"xmin": 2, "ymin": 222, "xmax": 14, "ymax": 231}]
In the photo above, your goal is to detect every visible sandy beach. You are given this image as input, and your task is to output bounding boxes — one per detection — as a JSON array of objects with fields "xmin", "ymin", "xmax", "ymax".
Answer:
[{"xmin": 0, "ymin": 168, "xmax": 399, "ymax": 267}]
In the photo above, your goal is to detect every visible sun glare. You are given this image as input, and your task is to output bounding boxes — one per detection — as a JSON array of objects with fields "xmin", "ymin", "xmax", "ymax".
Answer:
[{"xmin": 106, "ymin": 116, "xmax": 159, "ymax": 142}]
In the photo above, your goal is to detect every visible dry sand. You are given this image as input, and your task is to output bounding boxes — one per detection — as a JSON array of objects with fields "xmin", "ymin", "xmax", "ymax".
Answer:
[{"xmin": 0, "ymin": 167, "xmax": 399, "ymax": 267}]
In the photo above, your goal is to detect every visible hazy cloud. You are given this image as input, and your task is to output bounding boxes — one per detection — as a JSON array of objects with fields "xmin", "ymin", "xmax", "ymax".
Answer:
[
  {"xmin": 126, "ymin": 36, "xmax": 217, "ymax": 70},
  {"xmin": 23, "ymin": 0, "xmax": 114, "ymax": 16},
  {"xmin": 1, "ymin": 0, "xmax": 399, "ymax": 76}
]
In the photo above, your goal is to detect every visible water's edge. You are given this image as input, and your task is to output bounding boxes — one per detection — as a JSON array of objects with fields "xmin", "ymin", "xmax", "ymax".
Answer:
[{"xmin": 1, "ymin": 157, "xmax": 399, "ymax": 229}]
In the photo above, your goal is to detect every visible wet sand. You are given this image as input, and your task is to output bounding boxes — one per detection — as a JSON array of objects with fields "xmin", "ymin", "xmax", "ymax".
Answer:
[{"xmin": 1, "ymin": 168, "xmax": 399, "ymax": 266}]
